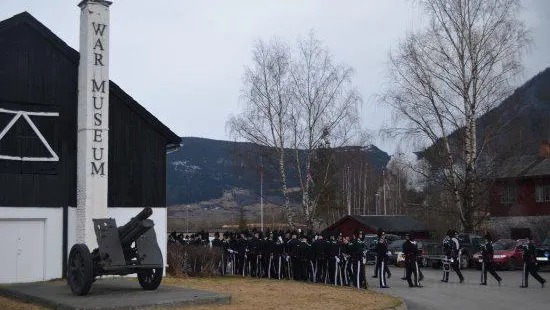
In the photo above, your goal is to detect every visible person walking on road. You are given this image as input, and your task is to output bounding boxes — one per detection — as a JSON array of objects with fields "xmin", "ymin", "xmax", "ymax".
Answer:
[
  {"xmin": 403, "ymin": 234, "xmax": 422, "ymax": 288},
  {"xmin": 480, "ymin": 233, "xmax": 502, "ymax": 286},
  {"xmin": 519, "ymin": 235, "xmax": 546, "ymax": 288},
  {"xmin": 442, "ymin": 230, "xmax": 464, "ymax": 283},
  {"xmin": 375, "ymin": 230, "xmax": 391, "ymax": 288}
]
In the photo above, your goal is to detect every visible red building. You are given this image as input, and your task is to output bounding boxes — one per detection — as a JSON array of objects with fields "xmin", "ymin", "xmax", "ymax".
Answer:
[
  {"xmin": 322, "ymin": 215, "xmax": 431, "ymax": 240},
  {"xmin": 491, "ymin": 142, "xmax": 550, "ymax": 239}
]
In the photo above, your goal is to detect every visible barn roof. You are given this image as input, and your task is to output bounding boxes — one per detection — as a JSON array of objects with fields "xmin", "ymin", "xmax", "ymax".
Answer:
[
  {"xmin": 0, "ymin": 11, "xmax": 181, "ymax": 148},
  {"xmin": 351, "ymin": 215, "xmax": 427, "ymax": 232},
  {"xmin": 324, "ymin": 215, "xmax": 428, "ymax": 234}
]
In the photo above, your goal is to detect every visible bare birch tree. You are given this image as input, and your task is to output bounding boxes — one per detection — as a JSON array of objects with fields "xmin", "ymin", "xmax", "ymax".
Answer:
[
  {"xmin": 227, "ymin": 39, "xmax": 296, "ymax": 229},
  {"xmin": 289, "ymin": 33, "xmax": 362, "ymax": 230},
  {"xmin": 381, "ymin": 0, "xmax": 530, "ymax": 231},
  {"xmin": 229, "ymin": 34, "xmax": 362, "ymax": 229}
]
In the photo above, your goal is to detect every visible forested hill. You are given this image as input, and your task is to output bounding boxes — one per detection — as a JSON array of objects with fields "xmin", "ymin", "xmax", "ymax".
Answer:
[
  {"xmin": 419, "ymin": 67, "xmax": 550, "ymax": 161},
  {"xmin": 166, "ymin": 137, "xmax": 390, "ymax": 205},
  {"xmin": 483, "ymin": 67, "xmax": 550, "ymax": 155}
]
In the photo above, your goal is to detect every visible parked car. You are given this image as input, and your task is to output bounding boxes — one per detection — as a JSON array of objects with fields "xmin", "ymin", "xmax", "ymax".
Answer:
[
  {"xmin": 420, "ymin": 234, "xmax": 482, "ymax": 269},
  {"xmin": 472, "ymin": 239, "xmax": 527, "ymax": 270},
  {"xmin": 536, "ymin": 237, "xmax": 550, "ymax": 269},
  {"xmin": 363, "ymin": 234, "xmax": 378, "ymax": 265},
  {"xmin": 457, "ymin": 233, "xmax": 484, "ymax": 269},
  {"xmin": 387, "ymin": 239, "xmax": 428, "ymax": 267},
  {"xmin": 363, "ymin": 233, "xmax": 402, "ymax": 265},
  {"xmin": 387, "ymin": 239, "xmax": 406, "ymax": 266}
]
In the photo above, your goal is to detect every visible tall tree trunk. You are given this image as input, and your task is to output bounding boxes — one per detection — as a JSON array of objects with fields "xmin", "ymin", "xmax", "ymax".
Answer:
[{"xmin": 279, "ymin": 150, "xmax": 295, "ymax": 230}]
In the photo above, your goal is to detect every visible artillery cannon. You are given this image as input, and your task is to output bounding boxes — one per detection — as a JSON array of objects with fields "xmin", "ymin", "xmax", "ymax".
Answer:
[{"xmin": 67, "ymin": 207, "xmax": 163, "ymax": 295}]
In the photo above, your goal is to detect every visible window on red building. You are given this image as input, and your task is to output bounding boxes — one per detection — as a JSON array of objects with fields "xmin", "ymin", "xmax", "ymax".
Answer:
[
  {"xmin": 500, "ymin": 186, "xmax": 516, "ymax": 204},
  {"xmin": 535, "ymin": 185, "xmax": 550, "ymax": 203}
]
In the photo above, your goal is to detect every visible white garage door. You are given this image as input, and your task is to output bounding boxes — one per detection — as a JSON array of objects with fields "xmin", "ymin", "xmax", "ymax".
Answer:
[{"xmin": 0, "ymin": 220, "xmax": 45, "ymax": 283}]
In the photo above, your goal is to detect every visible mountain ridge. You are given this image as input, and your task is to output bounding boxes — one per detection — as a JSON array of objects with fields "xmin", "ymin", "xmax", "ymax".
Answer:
[{"xmin": 166, "ymin": 137, "xmax": 390, "ymax": 205}]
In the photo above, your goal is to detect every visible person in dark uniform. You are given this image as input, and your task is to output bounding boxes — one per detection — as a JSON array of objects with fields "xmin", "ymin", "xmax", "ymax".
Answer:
[
  {"xmin": 341, "ymin": 236, "xmax": 353, "ymax": 286},
  {"xmin": 350, "ymin": 230, "xmax": 368, "ymax": 289},
  {"xmin": 258, "ymin": 232, "xmax": 270, "ymax": 278},
  {"xmin": 328, "ymin": 234, "xmax": 343, "ymax": 286},
  {"xmin": 168, "ymin": 232, "xmax": 178, "ymax": 244},
  {"xmin": 373, "ymin": 232, "xmax": 391, "ymax": 278},
  {"xmin": 442, "ymin": 229, "xmax": 464, "ymax": 283},
  {"xmin": 300, "ymin": 236, "xmax": 313, "ymax": 281},
  {"xmin": 211, "ymin": 232, "xmax": 226, "ymax": 275},
  {"xmin": 287, "ymin": 232, "xmax": 300, "ymax": 280},
  {"xmin": 264, "ymin": 231, "xmax": 273, "ymax": 278},
  {"xmin": 311, "ymin": 234, "xmax": 326, "ymax": 283},
  {"xmin": 403, "ymin": 234, "xmax": 422, "ymax": 287},
  {"xmin": 245, "ymin": 232, "xmax": 253, "ymax": 276},
  {"xmin": 480, "ymin": 233, "xmax": 502, "ymax": 286},
  {"xmin": 248, "ymin": 231, "xmax": 260, "ymax": 277},
  {"xmin": 441, "ymin": 230, "xmax": 452, "ymax": 282},
  {"xmin": 227, "ymin": 233, "xmax": 237, "ymax": 275},
  {"xmin": 520, "ymin": 235, "xmax": 546, "ymax": 288},
  {"xmin": 451, "ymin": 230, "xmax": 465, "ymax": 283},
  {"xmin": 375, "ymin": 230, "xmax": 390, "ymax": 288},
  {"xmin": 275, "ymin": 233, "xmax": 285, "ymax": 279},
  {"xmin": 373, "ymin": 232, "xmax": 391, "ymax": 279}
]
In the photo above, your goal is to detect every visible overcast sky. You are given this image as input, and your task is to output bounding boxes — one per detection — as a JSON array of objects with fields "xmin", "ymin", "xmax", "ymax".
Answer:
[{"xmin": 1, "ymin": 1, "xmax": 549, "ymax": 154}]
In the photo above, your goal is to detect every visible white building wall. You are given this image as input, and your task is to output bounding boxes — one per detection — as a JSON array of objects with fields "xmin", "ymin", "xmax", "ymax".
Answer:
[
  {"xmin": 67, "ymin": 206, "xmax": 77, "ymax": 258},
  {"xmin": 0, "ymin": 207, "xmax": 63, "ymax": 283}
]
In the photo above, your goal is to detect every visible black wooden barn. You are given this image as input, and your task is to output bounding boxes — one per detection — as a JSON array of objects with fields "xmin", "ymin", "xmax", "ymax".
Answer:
[{"xmin": 0, "ymin": 12, "xmax": 180, "ymax": 283}]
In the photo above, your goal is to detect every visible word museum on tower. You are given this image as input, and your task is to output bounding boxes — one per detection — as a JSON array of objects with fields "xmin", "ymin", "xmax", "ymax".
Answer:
[{"xmin": 0, "ymin": 1, "xmax": 181, "ymax": 284}]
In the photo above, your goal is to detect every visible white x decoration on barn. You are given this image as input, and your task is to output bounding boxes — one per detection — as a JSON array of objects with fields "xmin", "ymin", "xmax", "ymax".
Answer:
[{"xmin": 0, "ymin": 108, "xmax": 59, "ymax": 161}]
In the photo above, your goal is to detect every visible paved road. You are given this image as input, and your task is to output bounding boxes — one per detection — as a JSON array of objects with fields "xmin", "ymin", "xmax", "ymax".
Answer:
[{"xmin": 371, "ymin": 268, "xmax": 549, "ymax": 310}]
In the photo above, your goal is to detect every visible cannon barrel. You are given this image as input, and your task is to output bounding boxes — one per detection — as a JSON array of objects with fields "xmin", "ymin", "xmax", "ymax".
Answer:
[
  {"xmin": 120, "ymin": 219, "xmax": 154, "ymax": 247},
  {"xmin": 118, "ymin": 207, "xmax": 153, "ymax": 247}
]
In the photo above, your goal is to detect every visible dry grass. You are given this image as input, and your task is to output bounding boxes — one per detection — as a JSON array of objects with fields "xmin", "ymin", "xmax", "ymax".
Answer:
[
  {"xmin": 162, "ymin": 276, "xmax": 399, "ymax": 310},
  {"xmin": 0, "ymin": 277, "xmax": 399, "ymax": 310},
  {"xmin": 0, "ymin": 296, "xmax": 46, "ymax": 310}
]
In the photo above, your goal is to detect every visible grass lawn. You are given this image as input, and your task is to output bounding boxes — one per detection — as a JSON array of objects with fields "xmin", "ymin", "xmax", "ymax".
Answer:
[{"xmin": 0, "ymin": 276, "xmax": 400, "ymax": 310}]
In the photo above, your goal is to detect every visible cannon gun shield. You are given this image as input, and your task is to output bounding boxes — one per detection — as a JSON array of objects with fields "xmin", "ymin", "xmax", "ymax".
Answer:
[
  {"xmin": 93, "ymin": 218, "xmax": 126, "ymax": 267},
  {"xmin": 135, "ymin": 224, "xmax": 163, "ymax": 266}
]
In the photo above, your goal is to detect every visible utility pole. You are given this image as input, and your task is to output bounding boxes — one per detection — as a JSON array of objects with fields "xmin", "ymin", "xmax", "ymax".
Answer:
[
  {"xmin": 383, "ymin": 170, "xmax": 387, "ymax": 215},
  {"xmin": 347, "ymin": 166, "xmax": 351, "ymax": 215},
  {"xmin": 186, "ymin": 205, "xmax": 189, "ymax": 234},
  {"xmin": 363, "ymin": 163, "xmax": 367, "ymax": 215},
  {"xmin": 260, "ymin": 156, "xmax": 264, "ymax": 232}
]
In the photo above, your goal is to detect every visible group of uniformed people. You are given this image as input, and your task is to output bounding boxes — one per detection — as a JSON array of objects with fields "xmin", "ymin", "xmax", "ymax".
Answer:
[
  {"xmin": 168, "ymin": 230, "xmax": 210, "ymax": 246},
  {"xmin": 210, "ymin": 229, "xmax": 372, "ymax": 289},
  {"xmin": 171, "ymin": 228, "xmax": 546, "ymax": 290},
  {"xmin": 208, "ymin": 228, "xmax": 427, "ymax": 289},
  {"xmin": 442, "ymin": 229, "xmax": 546, "ymax": 288}
]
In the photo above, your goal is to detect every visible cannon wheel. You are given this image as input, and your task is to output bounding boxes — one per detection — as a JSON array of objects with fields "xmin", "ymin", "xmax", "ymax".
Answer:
[
  {"xmin": 67, "ymin": 244, "xmax": 94, "ymax": 296},
  {"xmin": 138, "ymin": 268, "xmax": 163, "ymax": 290}
]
